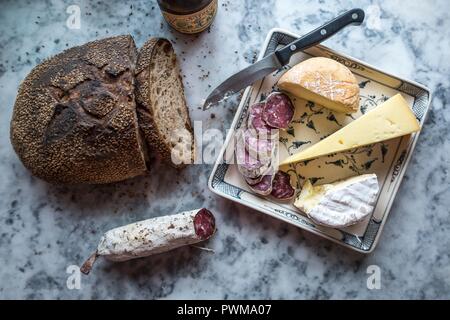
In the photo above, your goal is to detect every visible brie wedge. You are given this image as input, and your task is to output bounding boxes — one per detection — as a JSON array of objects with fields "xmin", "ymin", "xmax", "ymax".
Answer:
[{"xmin": 294, "ymin": 174, "xmax": 380, "ymax": 228}]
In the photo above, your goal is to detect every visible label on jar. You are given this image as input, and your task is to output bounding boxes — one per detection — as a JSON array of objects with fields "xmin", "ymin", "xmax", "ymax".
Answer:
[{"xmin": 162, "ymin": 0, "xmax": 218, "ymax": 34}]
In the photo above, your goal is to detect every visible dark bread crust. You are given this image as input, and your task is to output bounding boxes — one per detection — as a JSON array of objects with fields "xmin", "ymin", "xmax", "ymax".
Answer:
[
  {"xmin": 10, "ymin": 35, "xmax": 148, "ymax": 184},
  {"xmin": 135, "ymin": 38, "xmax": 194, "ymax": 168}
]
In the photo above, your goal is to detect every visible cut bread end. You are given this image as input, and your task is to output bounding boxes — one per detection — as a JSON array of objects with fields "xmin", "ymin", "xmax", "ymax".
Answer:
[{"xmin": 135, "ymin": 38, "xmax": 195, "ymax": 168}]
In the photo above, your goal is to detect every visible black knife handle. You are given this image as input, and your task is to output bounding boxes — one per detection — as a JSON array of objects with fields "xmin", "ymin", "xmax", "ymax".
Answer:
[{"xmin": 275, "ymin": 8, "xmax": 365, "ymax": 66}]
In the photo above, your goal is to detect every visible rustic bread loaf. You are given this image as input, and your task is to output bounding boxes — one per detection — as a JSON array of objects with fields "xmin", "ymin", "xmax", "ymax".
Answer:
[
  {"xmin": 10, "ymin": 35, "xmax": 148, "ymax": 184},
  {"xmin": 135, "ymin": 38, "xmax": 195, "ymax": 168},
  {"xmin": 277, "ymin": 57, "xmax": 360, "ymax": 113},
  {"xmin": 10, "ymin": 35, "xmax": 194, "ymax": 184}
]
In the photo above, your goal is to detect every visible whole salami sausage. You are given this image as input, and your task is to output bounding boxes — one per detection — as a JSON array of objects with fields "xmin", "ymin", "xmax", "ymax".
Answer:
[
  {"xmin": 271, "ymin": 171, "xmax": 295, "ymax": 200},
  {"xmin": 80, "ymin": 208, "xmax": 215, "ymax": 274},
  {"xmin": 263, "ymin": 92, "xmax": 295, "ymax": 129}
]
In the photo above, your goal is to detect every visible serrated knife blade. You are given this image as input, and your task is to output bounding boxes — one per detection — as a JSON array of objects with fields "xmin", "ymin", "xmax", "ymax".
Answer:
[{"xmin": 203, "ymin": 8, "xmax": 365, "ymax": 110}]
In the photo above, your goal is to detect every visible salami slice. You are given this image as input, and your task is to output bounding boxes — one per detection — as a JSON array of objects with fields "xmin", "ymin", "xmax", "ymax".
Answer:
[
  {"xmin": 244, "ymin": 165, "xmax": 275, "ymax": 185},
  {"xmin": 243, "ymin": 128, "xmax": 274, "ymax": 158},
  {"xmin": 194, "ymin": 208, "xmax": 216, "ymax": 240},
  {"xmin": 271, "ymin": 171, "xmax": 295, "ymax": 200},
  {"xmin": 248, "ymin": 174, "xmax": 274, "ymax": 196},
  {"xmin": 263, "ymin": 92, "xmax": 295, "ymax": 129},
  {"xmin": 244, "ymin": 175, "xmax": 264, "ymax": 186},
  {"xmin": 247, "ymin": 102, "xmax": 277, "ymax": 136},
  {"xmin": 235, "ymin": 131, "xmax": 272, "ymax": 179}
]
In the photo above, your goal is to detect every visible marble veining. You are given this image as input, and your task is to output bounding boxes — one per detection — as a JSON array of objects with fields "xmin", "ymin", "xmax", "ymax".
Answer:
[{"xmin": 0, "ymin": 0, "xmax": 449, "ymax": 299}]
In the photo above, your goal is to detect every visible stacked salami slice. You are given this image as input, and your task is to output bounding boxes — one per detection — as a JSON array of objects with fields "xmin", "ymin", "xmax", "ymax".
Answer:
[{"xmin": 235, "ymin": 92, "xmax": 296, "ymax": 200}]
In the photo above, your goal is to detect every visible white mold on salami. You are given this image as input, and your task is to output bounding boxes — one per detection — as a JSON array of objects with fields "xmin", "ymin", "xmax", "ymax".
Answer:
[
  {"xmin": 271, "ymin": 171, "xmax": 295, "ymax": 200},
  {"xmin": 263, "ymin": 92, "xmax": 295, "ymax": 129},
  {"xmin": 80, "ymin": 208, "xmax": 215, "ymax": 275}
]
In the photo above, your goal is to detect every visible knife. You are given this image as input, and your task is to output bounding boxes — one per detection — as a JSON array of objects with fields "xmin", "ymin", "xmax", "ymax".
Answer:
[{"xmin": 203, "ymin": 8, "xmax": 365, "ymax": 110}]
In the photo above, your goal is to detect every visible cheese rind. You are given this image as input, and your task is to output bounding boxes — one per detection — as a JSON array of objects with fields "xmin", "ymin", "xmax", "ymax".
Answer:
[
  {"xmin": 278, "ymin": 57, "xmax": 360, "ymax": 113},
  {"xmin": 294, "ymin": 174, "xmax": 379, "ymax": 228},
  {"xmin": 280, "ymin": 94, "xmax": 420, "ymax": 166}
]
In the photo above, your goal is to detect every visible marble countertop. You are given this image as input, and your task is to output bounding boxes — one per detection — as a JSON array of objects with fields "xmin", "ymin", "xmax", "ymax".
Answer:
[{"xmin": 1, "ymin": 0, "xmax": 449, "ymax": 299}]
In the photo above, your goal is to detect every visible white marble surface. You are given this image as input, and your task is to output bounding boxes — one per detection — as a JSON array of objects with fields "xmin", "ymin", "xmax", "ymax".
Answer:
[{"xmin": 0, "ymin": 0, "xmax": 449, "ymax": 299}]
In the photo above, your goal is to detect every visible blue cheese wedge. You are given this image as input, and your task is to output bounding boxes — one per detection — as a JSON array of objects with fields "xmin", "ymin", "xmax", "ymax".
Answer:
[
  {"xmin": 294, "ymin": 174, "xmax": 380, "ymax": 228},
  {"xmin": 280, "ymin": 94, "xmax": 420, "ymax": 166}
]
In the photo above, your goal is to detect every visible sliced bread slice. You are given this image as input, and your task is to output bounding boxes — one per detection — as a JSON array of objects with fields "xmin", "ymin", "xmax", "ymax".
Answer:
[{"xmin": 135, "ymin": 38, "xmax": 195, "ymax": 168}]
